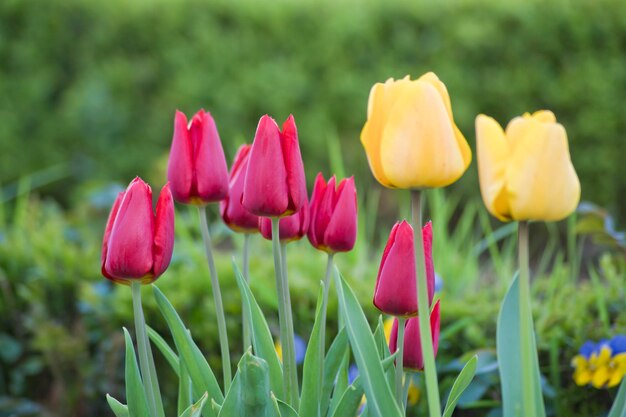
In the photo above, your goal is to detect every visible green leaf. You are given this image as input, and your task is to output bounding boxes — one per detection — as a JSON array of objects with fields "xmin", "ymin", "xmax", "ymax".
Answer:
[
  {"xmin": 276, "ymin": 399, "xmax": 299, "ymax": 417},
  {"xmin": 334, "ymin": 271, "xmax": 402, "ymax": 417},
  {"xmin": 442, "ymin": 355, "xmax": 478, "ymax": 417},
  {"xmin": 330, "ymin": 379, "xmax": 363, "ymax": 417},
  {"xmin": 327, "ymin": 344, "xmax": 349, "ymax": 417},
  {"xmin": 497, "ymin": 274, "xmax": 545, "ymax": 417},
  {"xmin": 233, "ymin": 261, "xmax": 284, "ymax": 399},
  {"xmin": 106, "ymin": 394, "xmax": 129, "ymax": 417},
  {"xmin": 147, "ymin": 325, "xmax": 180, "ymax": 377},
  {"xmin": 608, "ymin": 376, "xmax": 626, "ymax": 417},
  {"xmin": 123, "ymin": 328, "xmax": 150, "ymax": 417},
  {"xmin": 180, "ymin": 392, "xmax": 209, "ymax": 417},
  {"xmin": 320, "ymin": 328, "xmax": 348, "ymax": 416},
  {"xmin": 299, "ymin": 283, "xmax": 325, "ymax": 417},
  {"xmin": 153, "ymin": 285, "xmax": 223, "ymax": 409},
  {"xmin": 178, "ymin": 360, "xmax": 193, "ymax": 415}
]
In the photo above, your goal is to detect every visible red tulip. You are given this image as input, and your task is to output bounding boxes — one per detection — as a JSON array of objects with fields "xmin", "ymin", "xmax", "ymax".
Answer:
[
  {"xmin": 389, "ymin": 300, "xmax": 441, "ymax": 371},
  {"xmin": 167, "ymin": 110, "xmax": 229, "ymax": 205},
  {"xmin": 373, "ymin": 221, "xmax": 435, "ymax": 317},
  {"xmin": 259, "ymin": 200, "xmax": 310, "ymax": 243},
  {"xmin": 220, "ymin": 144, "xmax": 259, "ymax": 233},
  {"xmin": 307, "ymin": 173, "xmax": 357, "ymax": 253},
  {"xmin": 242, "ymin": 115, "xmax": 307, "ymax": 217},
  {"xmin": 101, "ymin": 177, "xmax": 175, "ymax": 285}
]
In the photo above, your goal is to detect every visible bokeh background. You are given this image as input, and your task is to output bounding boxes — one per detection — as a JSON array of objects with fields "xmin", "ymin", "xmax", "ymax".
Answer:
[{"xmin": 1, "ymin": 0, "xmax": 625, "ymax": 416}]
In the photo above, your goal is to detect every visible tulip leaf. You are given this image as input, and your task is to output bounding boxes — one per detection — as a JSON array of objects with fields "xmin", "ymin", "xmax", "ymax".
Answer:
[
  {"xmin": 497, "ymin": 274, "xmax": 545, "ymax": 417},
  {"xmin": 276, "ymin": 399, "xmax": 299, "ymax": 417},
  {"xmin": 334, "ymin": 270, "xmax": 402, "ymax": 417},
  {"xmin": 147, "ymin": 325, "xmax": 180, "ymax": 377},
  {"xmin": 233, "ymin": 261, "xmax": 284, "ymax": 399},
  {"xmin": 320, "ymin": 328, "xmax": 348, "ymax": 416},
  {"xmin": 122, "ymin": 328, "xmax": 150, "ymax": 417},
  {"xmin": 442, "ymin": 355, "xmax": 477, "ymax": 417},
  {"xmin": 299, "ymin": 283, "xmax": 324, "ymax": 417},
  {"xmin": 106, "ymin": 394, "xmax": 129, "ymax": 417},
  {"xmin": 179, "ymin": 392, "xmax": 209, "ymax": 417},
  {"xmin": 608, "ymin": 377, "xmax": 626, "ymax": 417},
  {"xmin": 330, "ymin": 378, "xmax": 364, "ymax": 417},
  {"xmin": 153, "ymin": 285, "xmax": 223, "ymax": 413},
  {"xmin": 178, "ymin": 359, "xmax": 193, "ymax": 415}
]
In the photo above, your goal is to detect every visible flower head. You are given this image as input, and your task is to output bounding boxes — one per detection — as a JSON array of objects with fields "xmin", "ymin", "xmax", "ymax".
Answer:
[{"xmin": 572, "ymin": 335, "xmax": 626, "ymax": 388}]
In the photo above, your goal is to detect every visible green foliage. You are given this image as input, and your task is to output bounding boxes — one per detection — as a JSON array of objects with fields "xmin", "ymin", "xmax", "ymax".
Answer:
[{"xmin": 2, "ymin": 0, "xmax": 626, "ymax": 217}]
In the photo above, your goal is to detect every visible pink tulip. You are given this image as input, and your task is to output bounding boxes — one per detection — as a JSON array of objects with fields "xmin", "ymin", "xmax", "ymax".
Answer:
[
  {"xmin": 389, "ymin": 300, "xmax": 441, "ymax": 371},
  {"xmin": 307, "ymin": 173, "xmax": 357, "ymax": 253},
  {"xmin": 167, "ymin": 110, "xmax": 229, "ymax": 205},
  {"xmin": 220, "ymin": 144, "xmax": 259, "ymax": 233},
  {"xmin": 242, "ymin": 115, "xmax": 307, "ymax": 217},
  {"xmin": 258, "ymin": 201, "xmax": 310, "ymax": 243},
  {"xmin": 101, "ymin": 177, "xmax": 175, "ymax": 285},
  {"xmin": 373, "ymin": 221, "xmax": 434, "ymax": 317}
]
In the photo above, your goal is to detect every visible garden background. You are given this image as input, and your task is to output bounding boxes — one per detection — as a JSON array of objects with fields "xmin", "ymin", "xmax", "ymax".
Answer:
[{"xmin": 1, "ymin": 0, "xmax": 625, "ymax": 416}]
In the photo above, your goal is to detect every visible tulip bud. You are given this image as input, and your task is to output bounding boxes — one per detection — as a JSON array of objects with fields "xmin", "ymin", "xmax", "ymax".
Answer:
[
  {"xmin": 360, "ymin": 72, "xmax": 471, "ymax": 189},
  {"xmin": 167, "ymin": 110, "xmax": 229, "ymax": 205},
  {"xmin": 307, "ymin": 173, "xmax": 358, "ymax": 253},
  {"xmin": 389, "ymin": 301, "xmax": 441, "ymax": 371},
  {"xmin": 373, "ymin": 221, "xmax": 434, "ymax": 317},
  {"xmin": 101, "ymin": 177, "xmax": 175, "ymax": 285},
  {"xmin": 220, "ymin": 144, "xmax": 259, "ymax": 233},
  {"xmin": 259, "ymin": 201, "xmax": 310, "ymax": 243},
  {"xmin": 242, "ymin": 115, "xmax": 307, "ymax": 217},
  {"xmin": 476, "ymin": 110, "xmax": 580, "ymax": 222}
]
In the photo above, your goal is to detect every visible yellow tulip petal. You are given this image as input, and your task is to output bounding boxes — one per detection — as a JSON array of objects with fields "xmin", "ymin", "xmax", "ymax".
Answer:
[
  {"xmin": 506, "ymin": 119, "xmax": 580, "ymax": 221},
  {"xmin": 475, "ymin": 115, "xmax": 512, "ymax": 221},
  {"xmin": 531, "ymin": 110, "xmax": 557, "ymax": 123},
  {"xmin": 380, "ymin": 81, "xmax": 466, "ymax": 188}
]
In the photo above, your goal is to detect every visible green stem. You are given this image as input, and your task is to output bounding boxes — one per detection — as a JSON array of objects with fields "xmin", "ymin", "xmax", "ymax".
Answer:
[
  {"xmin": 242, "ymin": 233, "xmax": 252, "ymax": 350},
  {"xmin": 395, "ymin": 317, "xmax": 407, "ymax": 412},
  {"xmin": 518, "ymin": 221, "xmax": 537, "ymax": 415},
  {"xmin": 319, "ymin": 254, "xmax": 335, "ymax": 403},
  {"xmin": 410, "ymin": 190, "xmax": 441, "ymax": 417},
  {"xmin": 198, "ymin": 206, "xmax": 231, "ymax": 391},
  {"xmin": 131, "ymin": 281, "xmax": 164, "ymax": 417},
  {"xmin": 271, "ymin": 219, "xmax": 299, "ymax": 408}
]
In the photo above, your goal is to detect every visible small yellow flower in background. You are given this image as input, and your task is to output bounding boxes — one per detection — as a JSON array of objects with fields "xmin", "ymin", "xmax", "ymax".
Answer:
[
  {"xmin": 274, "ymin": 335, "xmax": 307, "ymax": 365},
  {"xmin": 361, "ymin": 72, "xmax": 472, "ymax": 189},
  {"xmin": 572, "ymin": 336, "xmax": 626, "ymax": 389},
  {"xmin": 475, "ymin": 110, "xmax": 580, "ymax": 222},
  {"xmin": 383, "ymin": 317, "xmax": 394, "ymax": 343},
  {"xmin": 407, "ymin": 379, "xmax": 421, "ymax": 406}
]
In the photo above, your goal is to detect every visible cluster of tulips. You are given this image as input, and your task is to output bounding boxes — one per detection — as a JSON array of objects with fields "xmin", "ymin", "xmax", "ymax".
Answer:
[{"xmin": 100, "ymin": 71, "xmax": 626, "ymax": 417}]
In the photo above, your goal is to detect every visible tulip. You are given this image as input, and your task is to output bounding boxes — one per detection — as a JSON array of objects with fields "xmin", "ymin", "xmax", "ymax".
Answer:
[
  {"xmin": 307, "ymin": 173, "xmax": 358, "ymax": 253},
  {"xmin": 167, "ymin": 110, "xmax": 229, "ymax": 205},
  {"xmin": 389, "ymin": 301, "xmax": 441, "ymax": 371},
  {"xmin": 220, "ymin": 144, "xmax": 259, "ymax": 233},
  {"xmin": 360, "ymin": 72, "xmax": 471, "ymax": 189},
  {"xmin": 101, "ymin": 177, "xmax": 175, "ymax": 285},
  {"xmin": 373, "ymin": 221, "xmax": 434, "ymax": 317},
  {"xmin": 259, "ymin": 200, "xmax": 309, "ymax": 242},
  {"xmin": 242, "ymin": 115, "xmax": 307, "ymax": 217},
  {"xmin": 475, "ymin": 110, "xmax": 580, "ymax": 222}
]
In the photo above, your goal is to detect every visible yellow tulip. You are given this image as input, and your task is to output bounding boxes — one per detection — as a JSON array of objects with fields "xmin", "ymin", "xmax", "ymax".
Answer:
[
  {"xmin": 360, "ymin": 72, "xmax": 472, "ymax": 189},
  {"xmin": 476, "ymin": 110, "xmax": 580, "ymax": 222}
]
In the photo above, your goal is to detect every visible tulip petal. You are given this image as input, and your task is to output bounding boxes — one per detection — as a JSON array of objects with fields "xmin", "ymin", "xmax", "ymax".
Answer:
[
  {"xmin": 380, "ymin": 81, "xmax": 466, "ymax": 188},
  {"xmin": 152, "ymin": 183, "xmax": 175, "ymax": 278},
  {"xmin": 476, "ymin": 114, "xmax": 512, "ymax": 221},
  {"xmin": 307, "ymin": 173, "xmax": 328, "ymax": 249},
  {"xmin": 101, "ymin": 191, "xmax": 125, "ymax": 279},
  {"xmin": 506, "ymin": 119, "xmax": 580, "ymax": 221},
  {"xmin": 281, "ymin": 115, "xmax": 307, "ymax": 213},
  {"xmin": 105, "ymin": 178, "xmax": 155, "ymax": 279},
  {"xmin": 167, "ymin": 111, "xmax": 194, "ymax": 203},
  {"xmin": 324, "ymin": 177, "xmax": 357, "ymax": 252},
  {"xmin": 220, "ymin": 144, "xmax": 259, "ymax": 232},
  {"xmin": 313, "ymin": 176, "xmax": 336, "ymax": 249},
  {"xmin": 422, "ymin": 221, "xmax": 435, "ymax": 306},
  {"xmin": 193, "ymin": 112, "xmax": 229, "ymax": 203},
  {"xmin": 242, "ymin": 115, "xmax": 289, "ymax": 216}
]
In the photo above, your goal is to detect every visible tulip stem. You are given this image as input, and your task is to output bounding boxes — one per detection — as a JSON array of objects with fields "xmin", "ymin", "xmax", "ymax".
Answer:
[
  {"xmin": 410, "ymin": 190, "xmax": 441, "ymax": 417},
  {"xmin": 395, "ymin": 317, "xmax": 407, "ymax": 412},
  {"xmin": 518, "ymin": 221, "xmax": 539, "ymax": 415},
  {"xmin": 320, "ymin": 253, "xmax": 334, "ymax": 358},
  {"xmin": 242, "ymin": 233, "xmax": 252, "ymax": 351},
  {"xmin": 131, "ymin": 281, "xmax": 165, "ymax": 417},
  {"xmin": 198, "ymin": 206, "xmax": 231, "ymax": 391},
  {"xmin": 272, "ymin": 219, "xmax": 299, "ymax": 408}
]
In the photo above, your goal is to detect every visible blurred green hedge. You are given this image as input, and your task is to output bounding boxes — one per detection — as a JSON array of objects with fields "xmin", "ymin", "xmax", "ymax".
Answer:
[{"xmin": 2, "ymin": 0, "xmax": 626, "ymax": 218}]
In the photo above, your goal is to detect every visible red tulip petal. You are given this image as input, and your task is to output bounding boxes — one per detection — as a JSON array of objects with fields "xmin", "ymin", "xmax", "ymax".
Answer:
[
  {"xmin": 402, "ymin": 300, "xmax": 440, "ymax": 371},
  {"xmin": 388, "ymin": 318, "xmax": 399, "ymax": 354},
  {"xmin": 101, "ymin": 191, "xmax": 125, "ymax": 279},
  {"xmin": 152, "ymin": 183, "xmax": 175, "ymax": 279},
  {"xmin": 221, "ymin": 144, "xmax": 258, "ymax": 232},
  {"xmin": 281, "ymin": 115, "xmax": 307, "ymax": 213},
  {"xmin": 323, "ymin": 177, "xmax": 357, "ymax": 252},
  {"xmin": 430, "ymin": 300, "xmax": 441, "ymax": 358},
  {"xmin": 167, "ymin": 111, "xmax": 194, "ymax": 203},
  {"xmin": 307, "ymin": 173, "xmax": 328, "ymax": 249},
  {"xmin": 105, "ymin": 177, "xmax": 155, "ymax": 279},
  {"xmin": 313, "ymin": 176, "xmax": 336, "ymax": 247},
  {"xmin": 194, "ymin": 112, "xmax": 229, "ymax": 203},
  {"xmin": 242, "ymin": 115, "xmax": 289, "ymax": 216}
]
